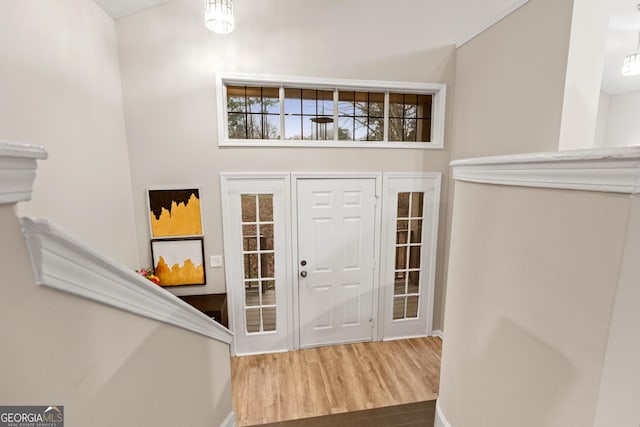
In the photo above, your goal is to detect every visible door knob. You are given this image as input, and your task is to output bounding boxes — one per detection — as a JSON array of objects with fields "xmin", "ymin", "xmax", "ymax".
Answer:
[
  {"xmin": 300, "ymin": 271, "xmax": 307, "ymax": 278},
  {"xmin": 300, "ymin": 260, "xmax": 307, "ymax": 266}
]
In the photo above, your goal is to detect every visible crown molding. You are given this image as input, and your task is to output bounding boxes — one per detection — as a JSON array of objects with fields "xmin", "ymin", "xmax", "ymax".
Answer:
[
  {"xmin": 21, "ymin": 217, "xmax": 233, "ymax": 344},
  {"xmin": 451, "ymin": 147, "xmax": 640, "ymax": 194},
  {"xmin": 0, "ymin": 141, "xmax": 47, "ymax": 204}
]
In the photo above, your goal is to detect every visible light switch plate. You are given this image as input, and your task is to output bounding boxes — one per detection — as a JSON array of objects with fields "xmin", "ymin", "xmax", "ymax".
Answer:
[{"xmin": 209, "ymin": 255, "xmax": 223, "ymax": 268}]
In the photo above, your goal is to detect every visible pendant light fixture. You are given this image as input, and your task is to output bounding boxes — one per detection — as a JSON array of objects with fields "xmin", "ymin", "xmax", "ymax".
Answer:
[
  {"xmin": 205, "ymin": 0, "xmax": 235, "ymax": 34},
  {"xmin": 622, "ymin": 4, "xmax": 640, "ymax": 76}
]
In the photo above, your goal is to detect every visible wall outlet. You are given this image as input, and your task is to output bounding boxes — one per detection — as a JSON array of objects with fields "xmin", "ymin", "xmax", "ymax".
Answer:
[{"xmin": 209, "ymin": 255, "xmax": 223, "ymax": 268}]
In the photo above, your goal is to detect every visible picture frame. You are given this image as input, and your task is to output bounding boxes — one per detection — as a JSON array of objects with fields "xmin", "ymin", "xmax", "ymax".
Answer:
[
  {"xmin": 147, "ymin": 188, "xmax": 203, "ymax": 239},
  {"xmin": 151, "ymin": 237, "xmax": 206, "ymax": 287}
]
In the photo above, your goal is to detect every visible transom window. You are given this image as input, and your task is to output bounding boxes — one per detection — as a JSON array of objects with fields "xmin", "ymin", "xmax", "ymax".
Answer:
[{"xmin": 216, "ymin": 74, "xmax": 446, "ymax": 148}]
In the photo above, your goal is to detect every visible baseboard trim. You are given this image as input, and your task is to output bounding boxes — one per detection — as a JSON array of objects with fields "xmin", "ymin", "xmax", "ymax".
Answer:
[
  {"xmin": 220, "ymin": 410, "xmax": 236, "ymax": 427},
  {"xmin": 434, "ymin": 400, "xmax": 452, "ymax": 427},
  {"xmin": 432, "ymin": 329, "xmax": 444, "ymax": 339}
]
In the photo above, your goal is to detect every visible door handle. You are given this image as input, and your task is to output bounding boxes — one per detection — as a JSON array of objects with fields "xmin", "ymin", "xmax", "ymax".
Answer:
[{"xmin": 300, "ymin": 271, "xmax": 307, "ymax": 278}]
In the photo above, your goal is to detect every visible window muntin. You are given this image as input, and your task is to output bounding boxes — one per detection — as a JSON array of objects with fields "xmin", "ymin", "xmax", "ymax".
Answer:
[
  {"xmin": 284, "ymin": 88, "xmax": 334, "ymax": 140},
  {"xmin": 218, "ymin": 75, "xmax": 445, "ymax": 148},
  {"xmin": 389, "ymin": 93, "xmax": 432, "ymax": 142},
  {"xmin": 241, "ymin": 194, "xmax": 277, "ymax": 333},
  {"xmin": 227, "ymin": 86, "xmax": 280, "ymax": 139},
  {"xmin": 393, "ymin": 191, "xmax": 425, "ymax": 320}
]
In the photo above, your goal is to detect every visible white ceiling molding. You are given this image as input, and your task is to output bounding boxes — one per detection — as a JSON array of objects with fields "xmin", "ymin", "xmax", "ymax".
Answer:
[
  {"xmin": 0, "ymin": 141, "xmax": 47, "ymax": 204},
  {"xmin": 451, "ymin": 146, "xmax": 640, "ymax": 193},
  {"xmin": 21, "ymin": 217, "xmax": 233, "ymax": 344},
  {"xmin": 93, "ymin": 0, "xmax": 169, "ymax": 20},
  {"xmin": 456, "ymin": 0, "xmax": 530, "ymax": 47}
]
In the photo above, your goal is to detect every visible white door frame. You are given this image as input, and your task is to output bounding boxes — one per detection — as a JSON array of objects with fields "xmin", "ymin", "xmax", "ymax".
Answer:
[
  {"xmin": 291, "ymin": 172, "xmax": 383, "ymax": 349},
  {"xmin": 220, "ymin": 172, "xmax": 294, "ymax": 356}
]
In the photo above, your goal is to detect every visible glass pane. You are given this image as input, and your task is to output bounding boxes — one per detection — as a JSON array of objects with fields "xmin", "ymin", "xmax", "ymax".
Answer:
[
  {"xmin": 284, "ymin": 88, "xmax": 302, "ymax": 114},
  {"xmin": 246, "ymin": 308, "xmax": 260, "ymax": 333},
  {"xmin": 393, "ymin": 297, "xmax": 406, "ymax": 320},
  {"xmin": 388, "ymin": 118, "xmax": 403, "ymax": 141},
  {"xmin": 403, "ymin": 94, "xmax": 418, "ymax": 118},
  {"xmin": 417, "ymin": 118, "xmax": 431, "ymax": 142},
  {"xmin": 263, "ymin": 114, "xmax": 280, "ymax": 139},
  {"xmin": 262, "ymin": 307, "xmax": 276, "ymax": 332},
  {"xmin": 395, "ymin": 246, "xmax": 407, "ymax": 270},
  {"xmin": 262, "ymin": 280, "xmax": 276, "ymax": 305},
  {"xmin": 284, "ymin": 115, "xmax": 302, "ymax": 139},
  {"xmin": 338, "ymin": 117, "xmax": 353, "ymax": 140},
  {"xmin": 318, "ymin": 90, "xmax": 334, "ymax": 115},
  {"xmin": 338, "ymin": 91, "xmax": 355, "ymax": 115},
  {"xmin": 397, "ymin": 220, "xmax": 409, "ymax": 245},
  {"xmin": 246, "ymin": 114, "xmax": 263, "ymax": 139},
  {"xmin": 308, "ymin": 117, "xmax": 333, "ymax": 141},
  {"xmin": 262, "ymin": 87, "xmax": 280, "ymax": 114},
  {"xmin": 243, "ymin": 233, "xmax": 257, "ymax": 252},
  {"xmin": 404, "ymin": 118, "xmax": 417, "ymax": 141},
  {"xmin": 410, "ymin": 219, "xmax": 423, "ymax": 243},
  {"xmin": 369, "ymin": 92, "xmax": 385, "ymax": 117},
  {"xmin": 411, "ymin": 192, "xmax": 424, "ymax": 217},
  {"xmin": 408, "ymin": 271, "xmax": 420, "ymax": 293},
  {"xmin": 389, "ymin": 93, "xmax": 404, "ymax": 117},
  {"xmin": 244, "ymin": 281, "xmax": 259, "ymax": 306},
  {"xmin": 243, "ymin": 253, "xmax": 258, "ymax": 279},
  {"xmin": 258, "ymin": 194, "xmax": 273, "ymax": 221},
  {"xmin": 406, "ymin": 295, "xmax": 419, "ymax": 318},
  {"xmin": 353, "ymin": 117, "xmax": 367, "ymax": 141},
  {"xmin": 302, "ymin": 89, "xmax": 316, "ymax": 115},
  {"xmin": 394, "ymin": 273, "xmax": 406, "ymax": 295},
  {"xmin": 241, "ymin": 195, "xmax": 256, "ymax": 222},
  {"xmin": 246, "ymin": 88, "xmax": 262, "ymax": 113},
  {"xmin": 397, "ymin": 193, "xmax": 410, "ymax": 218},
  {"xmin": 226, "ymin": 86, "xmax": 246, "ymax": 112},
  {"xmin": 228, "ymin": 113, "xmax": 247, "ymax": 139},
  {"xmin": 417, "ymin": 94, "xmax": 433, "ymax": 118},
  {"xmin": 260, "ymin": 224, "xmax": 274, "ymax": 251},
  {"xmin": 260, "ymin": 253, "xmax": 274, "ymax": 278},
  {"xmin": 408, "ymin": 245, "xmax": 421, "ymax": 269},
  {"xmin": 367, "ymin": 117, "xmax": 384, "ymax": 141}
]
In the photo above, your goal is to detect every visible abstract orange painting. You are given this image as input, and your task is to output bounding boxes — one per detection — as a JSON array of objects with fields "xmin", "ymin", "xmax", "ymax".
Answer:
[
  {"xmin": 148, "ymin": 188, "xmax": 203, "ymax": 238},
  {"xmin": 151, "ymin": 238, "xmax": 206, "ymax": 286}
]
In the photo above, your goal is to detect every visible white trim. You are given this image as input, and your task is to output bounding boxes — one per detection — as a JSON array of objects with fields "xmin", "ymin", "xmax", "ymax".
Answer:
[
  {"xmin": 219, "ymin": 410, "xmax": 236, "ymax": 427},
  {"xmin": 220, "ymin": 173, "xmax": 293, "ymax": 356},
  {"xmin": 435, "ymin": 400, "xmax": 453, "ymax": 427},
  {"xmin": 380, "ymin": 172, "xmax": 441, "ymax": 340},
  {"xmin": 456, "ymin": 0, "xmax": 531, "ymax": 47},
  {"xmin": 0, "ymin": 141, "xmax": 47, "ymax": 204},
  {"xmin": 432, "ymin": 329, "xmax": 444, "ymax": 339},
  {"xmin": 451, "ymin": 147, "xmax": 640, "ymax": 194},
  {"xmin": 215, "ymin": 73, "xmax": 446, "ymax": 149},
  {"xmin": 20, "ymin": 217, "xmax": 233, "ymax": 344}
]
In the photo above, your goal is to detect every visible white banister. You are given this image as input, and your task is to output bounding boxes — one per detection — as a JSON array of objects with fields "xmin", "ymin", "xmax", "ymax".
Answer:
[
  {"xmin": 22, "ymin": 217, "xmax": 233, "ymax": 344},
  {"xmin": 451, "ymin": 146, "xmax": 640, "ymax": 193}
]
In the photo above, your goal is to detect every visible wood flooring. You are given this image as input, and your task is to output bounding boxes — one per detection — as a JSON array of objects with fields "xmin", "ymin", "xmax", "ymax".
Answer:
[{"xmin": 230, "ymin": 337, "xmax": 442, "ymax": 426}]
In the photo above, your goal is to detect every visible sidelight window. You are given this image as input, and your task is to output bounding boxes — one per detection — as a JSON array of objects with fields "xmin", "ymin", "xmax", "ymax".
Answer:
[{"xmin": 241, "ymin": 194, "xmax": 277, "ymax": 333}]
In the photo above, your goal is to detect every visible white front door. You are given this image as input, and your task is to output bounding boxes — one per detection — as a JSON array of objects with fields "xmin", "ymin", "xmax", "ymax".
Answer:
[{"xmin": 296, "ymin": 178, "xmax": 377, "ymax": 347}]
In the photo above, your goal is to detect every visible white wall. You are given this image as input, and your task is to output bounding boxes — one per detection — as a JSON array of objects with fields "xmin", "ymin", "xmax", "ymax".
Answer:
[
  {"xmin": 115, "ymin": 0, "xmax": 456, "ymax": 332},
  {"xmin": 600, "ymin": 90, "xmax": 640, "ymax": 147},
  {"xmin": 440, "ymin": 182, "xmax": 631, "ymax": 427},
  {"xmin": 557, "ymin": 0, "xmax": 612, "ymax": 150},
  {"xmin": 0, "ymin": 0, "xmax": 139, "ymax": 267},
  {"xmin": 593, "ymin": 91, "xmax": 610, "ymax": 147},
  {"xmin": 0, "ymin": 203, "xmax": 233, "ymax": 427},
  {"xmin": 451, "ymin": 0, "xmax": 574, "ymax": 161}
]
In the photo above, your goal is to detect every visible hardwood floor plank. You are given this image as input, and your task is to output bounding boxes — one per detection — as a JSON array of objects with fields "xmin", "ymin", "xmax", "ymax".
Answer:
[{"xmin": 231, "ymin": 337, "xmax": 441, "ymax": 426}]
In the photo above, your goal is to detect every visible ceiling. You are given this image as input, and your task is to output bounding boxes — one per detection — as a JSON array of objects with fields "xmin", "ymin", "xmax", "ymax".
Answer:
[
  {"xmin": 603, "ymin": 0, "xmax": 640, "ymax": 94},
  {"xmin": 93, "ymin": 0, "xmax": 169, "ymax": 20},
  {"xmin": 93, "ymin": 0, "xmax": 530, "ymax": 46}
]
